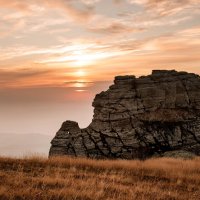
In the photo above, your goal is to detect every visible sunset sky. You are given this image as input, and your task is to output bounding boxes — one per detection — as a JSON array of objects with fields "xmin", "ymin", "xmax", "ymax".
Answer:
[{"xmin": 1, "ymin": 0, "xmax": 200, "ymax": 137}]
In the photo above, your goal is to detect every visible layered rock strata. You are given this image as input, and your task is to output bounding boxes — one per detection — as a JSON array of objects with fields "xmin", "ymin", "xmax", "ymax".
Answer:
[{"xmin": 49, "ymin": 70, "xmax": 200, "ymax": 159}]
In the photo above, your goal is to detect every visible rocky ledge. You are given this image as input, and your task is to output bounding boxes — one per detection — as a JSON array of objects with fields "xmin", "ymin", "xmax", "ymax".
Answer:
[{"xmin": 49, "ymin": 70, "xmax": 200, "ymax": 159}]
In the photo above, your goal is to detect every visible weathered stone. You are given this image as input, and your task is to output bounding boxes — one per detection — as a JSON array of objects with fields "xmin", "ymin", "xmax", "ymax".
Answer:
[
  {"xmin": 162, "ymin": 150, "xmax": 196, "ymax": 159},
  {"xmin": 49, "ymin": 70, "xmax": 200, "ymax": 159}
]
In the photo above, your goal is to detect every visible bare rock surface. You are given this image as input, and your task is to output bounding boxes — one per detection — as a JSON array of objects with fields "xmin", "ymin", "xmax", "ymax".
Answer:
[{"xmin": 49, "ymin": 70, "xmax": 200, "ymax": 159}]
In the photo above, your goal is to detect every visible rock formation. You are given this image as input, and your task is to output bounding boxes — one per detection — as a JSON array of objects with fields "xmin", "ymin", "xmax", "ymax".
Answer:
[{"xmin": 49, "ymin": 70, "xmax": 200, "ymax": 159}]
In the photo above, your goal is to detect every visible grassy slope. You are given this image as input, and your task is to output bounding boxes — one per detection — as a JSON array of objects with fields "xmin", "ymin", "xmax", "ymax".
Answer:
[{"xmin": 0, "ymin": 156, "xmax": 200, "ymax": 200}]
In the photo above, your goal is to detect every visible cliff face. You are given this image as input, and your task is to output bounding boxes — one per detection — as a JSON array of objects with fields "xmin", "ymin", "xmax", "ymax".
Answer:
[{"xmin": 49, "ymin": 70, "xmax": 200, "ymax": 159}]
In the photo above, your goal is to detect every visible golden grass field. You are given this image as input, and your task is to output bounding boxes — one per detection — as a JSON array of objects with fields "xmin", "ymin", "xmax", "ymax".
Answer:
[{"xmin": 0, "ymin": 156, "xmax": 199, "ymax": 200}]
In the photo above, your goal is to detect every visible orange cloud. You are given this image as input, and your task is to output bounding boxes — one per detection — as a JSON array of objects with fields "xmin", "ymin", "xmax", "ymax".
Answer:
[
  {"xmin": 88, "ymin": 21, "xmax": 144, "ymax": 34},
  {"xmin": 42, "ymin": 0, "xmax": 94, "ymax": 23},
  {"xmin": 0, "ymin": 0, "xmax": 94, "ymax": 23},
  {"xmin": 0, "ymin": 0, "xmax": 31, "ymax": 12},
  {"xmin": 0, "ymin": 0, "xmax": 199, "ymax": 89},
  {"xmin": 129, "ymin": 0, "xmax": 200, "ymax": 16}
]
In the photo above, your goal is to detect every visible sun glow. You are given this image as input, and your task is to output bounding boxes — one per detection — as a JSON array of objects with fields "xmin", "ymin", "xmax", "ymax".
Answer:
[
  {"xmin": 38, "ymin": 43, "xmax": 122, "ymax": 68},
  {"xmin": 74, "ymin": 70, "xmax": 86, "ymax": 77},
  {"xmin": 74, "ymin": 82, "xmax": 85, "ymax": 88},
  {"xmin": 74, "ymin": 81, "xmax": 88, "ymax": 93},
  {"xmin": 75, "ymin": 89, "xmax": 87, "ymax": 92},
  {"xmin": 73, "ymin": 51, "xmax": 96, "ymax": 66}
]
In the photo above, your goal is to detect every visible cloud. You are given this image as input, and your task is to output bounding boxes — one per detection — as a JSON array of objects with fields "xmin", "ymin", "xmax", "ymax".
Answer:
[
  {"xmin": 119, "ymin": 12, "xmax": 192, "ymax": 30},
  {"xmin": 0, "ymin": 68, "xmax": 51, "ymax": 80},
  {"xmin": 42, "ymin": 0, "xmax": 94, "ymax": 23},
  {"xmin": 1, "ymin": 28, "xmax": 200, "ymax": 88},
  {"xmin": 178, "ymin": 26, "xmax": 200, "ymax": 38},
  {"xmin": 0, "ymin": 18, "xmax": 25, "ymax": 38},
  {"xmin": 129, "ymin": 0, "xmax": 200, "ymax": 16},
  {"xmin": 89, "ymin": 21, "xmax": 144, "ymax": 34},
  {"xmin": 117, "ymin": 0, "xmax": 197, "ymax": 31},
  {"xmin": 0, "ymin": 0, "xmax": 200, "ymax": 89},
  {"xmin": 0, "ymin": 0, "xmax": 94, "ymax": 23},
  {"xmin": 87, "ymin": 13, "xmax": 146, "ymax": 35},
  {"xmin": 64, "ymin": 81, "xmax": 93, "ymax": 84},
  {"xmin": 64, "ymin": 81, "xmax": 94, "ymax": 89},
  {"xmin": 0, "ymin": 65, "xmax": 79, "ymax": 88},
  {"xmin": 0, "ymin": 58, "xmax": 97, "ymax": 88},
  {"xmin": 0, "ymin": 0, "xmax": 103, "ymax": 41},
  {"xmin": 80, "ymin": 0, "xmax": 101, "ymax": 5},
  {"xmin": 0, "ymin": 0, "xmax": 31, "ymax": 12}
]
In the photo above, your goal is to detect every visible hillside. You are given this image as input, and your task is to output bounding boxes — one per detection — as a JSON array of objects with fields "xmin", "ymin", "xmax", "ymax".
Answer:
[{"xmin": 0, "ymin": 156, "xmax": 199, "ymax": 200}]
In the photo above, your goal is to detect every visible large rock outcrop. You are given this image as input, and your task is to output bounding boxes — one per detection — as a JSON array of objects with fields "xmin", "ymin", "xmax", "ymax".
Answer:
[{"xmin": 49, "ymin": 70, "xmax": 200, "ymax": 159}]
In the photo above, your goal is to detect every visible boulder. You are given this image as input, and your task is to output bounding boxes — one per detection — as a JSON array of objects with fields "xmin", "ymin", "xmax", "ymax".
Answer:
[{"xmin": 49, "ymin": 70, "xmax": 200, "ymax": 159}]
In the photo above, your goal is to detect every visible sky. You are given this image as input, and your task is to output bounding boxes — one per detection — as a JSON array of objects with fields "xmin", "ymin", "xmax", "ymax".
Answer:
[{"xmin": 0, "ymin": 0, "xmax": 200, "ymax": 138}]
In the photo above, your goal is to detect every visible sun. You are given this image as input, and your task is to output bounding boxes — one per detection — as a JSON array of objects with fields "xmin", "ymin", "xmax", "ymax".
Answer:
[{"xmin": 74, "ymin": 70, "xmax": 86, "ymax": 77}]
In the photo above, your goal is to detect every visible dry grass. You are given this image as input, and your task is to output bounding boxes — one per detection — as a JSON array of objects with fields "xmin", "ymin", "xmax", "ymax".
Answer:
[{"xmin": 0, "ymin": 156, "xmax": 200, "ymax": 200}]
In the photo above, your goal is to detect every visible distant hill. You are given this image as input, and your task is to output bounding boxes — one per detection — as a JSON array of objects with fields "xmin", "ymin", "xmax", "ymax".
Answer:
[{"xmin": 0, "ymin": 133, "xmax": 52, "ymax": 157}]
